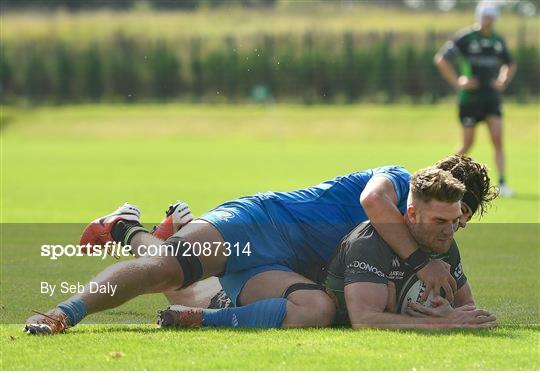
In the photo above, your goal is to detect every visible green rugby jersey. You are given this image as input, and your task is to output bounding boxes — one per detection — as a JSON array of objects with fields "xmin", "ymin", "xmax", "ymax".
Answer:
[
  {"xmin": 440, "ymin": 27, "xmax": 513, "ymax": 103},
  {"xmin": 324, "ymin": 222, "xmax": 467, "ymax": 326}
]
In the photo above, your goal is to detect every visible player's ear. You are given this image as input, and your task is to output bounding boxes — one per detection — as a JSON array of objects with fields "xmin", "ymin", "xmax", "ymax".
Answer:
[{"xmin": 406, "ymin": 204, "xmax": 417, "ymax": 223}]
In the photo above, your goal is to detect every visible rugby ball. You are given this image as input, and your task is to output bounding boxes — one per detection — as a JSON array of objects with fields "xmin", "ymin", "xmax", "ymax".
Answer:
[{"xmin": 398, "ymin": 279, "xmax": 434, "ymax": 314}]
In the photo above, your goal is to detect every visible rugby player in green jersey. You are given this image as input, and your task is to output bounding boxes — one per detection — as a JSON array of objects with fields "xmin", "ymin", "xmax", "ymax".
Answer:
[{"xmin": 434, "ymin": 1, "xmax": 517, "ymax": 197}]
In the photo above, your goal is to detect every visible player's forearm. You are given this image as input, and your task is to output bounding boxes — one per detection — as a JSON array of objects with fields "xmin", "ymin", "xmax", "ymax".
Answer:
[
  {"xmin": 363, "ymin": 195, "xmax": 417, "ymax": 259},
  {"xmin": 453, "ymin": 282, "xmax": 475, "ymax": 308},
  {"xmin": 351, "ymin": 310, "xmax": 454, "ymax": 330},
  {"xmin": 434, "ymin": 56, "xmax": 459, "ymax": 89},
  {"xmin": 498, "ymin": 63, "xmax": 517, "ymax": 87}
]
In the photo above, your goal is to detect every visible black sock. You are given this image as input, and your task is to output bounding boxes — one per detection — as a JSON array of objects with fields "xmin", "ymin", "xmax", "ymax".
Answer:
[
  {"xmin": 111, "ymin": 220, "xmax": 148, "ymax": 245},
  {"xmin": 499, "ymin": 176, "xmax": 506, "ymax": 185}
]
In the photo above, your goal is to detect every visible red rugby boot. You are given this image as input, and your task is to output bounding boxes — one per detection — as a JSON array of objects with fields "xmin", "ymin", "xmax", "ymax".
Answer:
[
  {"xmin": 151, "ymin": 201, "xmax": 193, "ymax": 240},
  {"xmin": 79, "ymin": 203, "xmax": 142, "ymax": 252}
]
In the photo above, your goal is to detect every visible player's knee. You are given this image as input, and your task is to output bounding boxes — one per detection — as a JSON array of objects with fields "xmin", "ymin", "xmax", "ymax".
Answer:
[
  {"xmin": 463, "ymin": 137, "xmax": 474, "ymax": 147},
  {"xmin": 492, "ymin": 136, "xmax": 503, "ymax": 149},
  {"xmin": 288, "ymin": 290, "xmax": 336, "ymax": 326},
  {"xmin": 308, "ymin": 292, "xmax": 336, "ymax": 326},
  {"xmin": 136, "ymin": 256, "xmax": 183, "ymax": 292},
  {"xmin": 161, "ymin": 236, "xmax": 204, "ymax": 289}
]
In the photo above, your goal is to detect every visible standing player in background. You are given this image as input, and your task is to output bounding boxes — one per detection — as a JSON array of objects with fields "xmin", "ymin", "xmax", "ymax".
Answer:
[{"xmin": 434, "ymin": 1, "xmax": 517, "ymax": 197}]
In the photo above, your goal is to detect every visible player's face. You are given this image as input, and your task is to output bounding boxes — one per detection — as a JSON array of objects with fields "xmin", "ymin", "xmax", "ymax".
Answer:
[
  {"xmin": 481, "ymin": 15, "xmax": 495, "ymax": 29},
  {"xmin": 458, "ymin": 202, "xmax": 473, "ymax": 230},
  {"xmin": 409, "ymin": 199, "xmax": 462, "ymax": 253}
]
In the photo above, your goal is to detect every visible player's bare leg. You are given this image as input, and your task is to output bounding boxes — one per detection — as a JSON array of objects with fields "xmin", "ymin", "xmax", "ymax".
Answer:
[
  {"xmin": 86, "ymin": 220, "xmax": 226, "ymax": 311},
  {"xmin": 486, "ymin": 115, "xmax": 511, "ymax": 197},
  {"xmin": 161, "ymin": 277, "xmax": 223, "ymax": 308},
  {"xmin": 153, "ymin": 202, "xmax": 334, "ymax": 327},
  {"xmin": 154, "ymin": 203, "xmax": 335, "ymax": 327},
  {"xmin": 25, "ymin": 233, "xmax": 183, "ymax": 334},
  {"xmin": 24, "ymin": 203, "xmax": 228, "ymax": 335},
  {"xmin": 457, "ymin": 126, "xmax": 475, "ymax": 155},
  {"xmin": 239, "ymin": 270, "xmax": 336, "ymax": 327},
  {"xmin": 77, "ymin": 232, "xmax": 182, "ymax": 313},
  {"xmin": 146, "ymin": 201, "xmax": 222, "ymax": 308},
  {"xmin": 158, "ymin": 270, "xmax": 336, "ymax": 328}
]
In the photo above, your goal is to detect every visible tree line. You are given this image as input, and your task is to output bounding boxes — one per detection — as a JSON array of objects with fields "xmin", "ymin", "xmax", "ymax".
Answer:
[{"xmin": 1, "ymin": 31, "xmax": 538, "ymax": 104}]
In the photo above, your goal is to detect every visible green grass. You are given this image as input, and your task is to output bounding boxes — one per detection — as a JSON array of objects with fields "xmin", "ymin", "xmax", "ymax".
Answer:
[
  {"xmin": 2, "ymin": 326, "xmax": 539, "ymax": 370},
  {"xmin": 1, "ymin": 103, "xmax": 539, "ymax": 370},
  {"xmin": 2, "ymin": 103, "xmax": 538, "ymax": 223}
]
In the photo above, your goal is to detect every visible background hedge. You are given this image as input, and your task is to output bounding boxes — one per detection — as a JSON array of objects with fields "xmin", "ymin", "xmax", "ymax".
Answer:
[{"xmin": 1, "ymin": 30, "xmax": 538, "ymax": 104}]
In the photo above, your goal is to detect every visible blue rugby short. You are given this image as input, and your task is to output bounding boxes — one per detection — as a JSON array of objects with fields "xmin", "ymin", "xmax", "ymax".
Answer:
[{"xmin": 199, "ymin": 196, "xmax": 316, "ymax": 306}]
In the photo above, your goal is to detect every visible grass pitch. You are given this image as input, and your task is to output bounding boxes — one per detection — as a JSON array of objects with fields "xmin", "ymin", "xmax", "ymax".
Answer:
[{"xmin": 1, "ymin": 103, "xmax": 539, "ymax": 370}]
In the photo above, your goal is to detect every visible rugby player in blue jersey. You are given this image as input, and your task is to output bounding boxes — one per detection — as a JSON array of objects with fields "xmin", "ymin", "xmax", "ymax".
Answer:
[
  {"xmin": 155, "ymin": 155, "xmax": 498, "ymax": 329},
  {"xmin": 156, "ymin": 154, "xmax": 497, "ymax": 314},
  {"xmin": 24, "ymin": 155, "xmax": 496, "ymax": 334},
  {"xmin": 160, "ymin": 166, "xmax": 498, "ymax": 329}
]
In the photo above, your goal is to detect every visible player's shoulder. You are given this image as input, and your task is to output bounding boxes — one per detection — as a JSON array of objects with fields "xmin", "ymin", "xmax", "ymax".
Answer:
[
  {"xmin": 492, "ymin": 31, "xmax": 508, "ymax": 43},
  {"xmin": 344, "ymin": 165, "xmax": 410, "ymax": 179},
  {"xmin": 338, "ymin": 165, "xmax": 410, "ymax": 187},
  {"xmin": 372, "ymin": 165, "xmax": 411, "ymax": 179},
  {"xmin": 373, "ymin": 165, "xmax": 408, "ymax": 172},
  {"xmin": 341, "ymin": 221, "xmax": 392, "ymax": 256},
  {"xmin": 453, "ymin": 26, "xmax": 477, "ymax": 42},
  {"xmin": 342, "ymin": 221, "xmax": 375, "ymax": 244},
  {"xmin": 447, "ymin": 239, "xmax": 461, "ymax": 258},
  {"xmin": 372, "ymin": 166, "xmax": 411, "ymax": 198},
  {"xmin": 330, "ymin": 222, "xmax": 380, "ymax": 275}
]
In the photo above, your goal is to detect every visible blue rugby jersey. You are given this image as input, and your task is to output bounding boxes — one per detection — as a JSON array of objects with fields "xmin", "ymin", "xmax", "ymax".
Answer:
[{"xmin": 255, "ymin": 166, "xmax": 411, "ymax": 262}]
